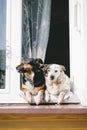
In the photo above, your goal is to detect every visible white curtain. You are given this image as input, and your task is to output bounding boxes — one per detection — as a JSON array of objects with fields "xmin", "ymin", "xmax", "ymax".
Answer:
[{"xmin": 22, "ymin": 0, "xmax": 51, "ymax": 62}]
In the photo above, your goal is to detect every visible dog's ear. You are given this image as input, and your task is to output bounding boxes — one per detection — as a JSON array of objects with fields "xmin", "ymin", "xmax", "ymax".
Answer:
[
  {"xmin": 60, "ymin": 65, "xmax": 66, "ymax": 71},
  {"xmin": 21, "ymin": 60, "xmax": 28, "ymax": 65},
  {"xmin": 35, "ymin": 58, "xmax": 43, "ymax": 64},
  {"xmin": 40, "ymin": 64, "xmax": 48, "ymax": 72},
  {"xmin": 42, "ymin": 64, "xmax": 52, "ymax": 76}
]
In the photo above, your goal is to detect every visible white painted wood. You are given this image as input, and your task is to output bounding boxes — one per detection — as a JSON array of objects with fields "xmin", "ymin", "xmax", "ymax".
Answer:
[
  {"xmin": 69, "ymin": 0, "xmax": 87, "ymax": 106},
  {"xmin": 0, "ymin": 0, "xmax": 25, "ymax": 103}
]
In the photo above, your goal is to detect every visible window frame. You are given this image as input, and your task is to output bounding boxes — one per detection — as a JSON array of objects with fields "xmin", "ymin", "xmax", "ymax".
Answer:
[
  {"xmin": 69, "ymin": 0, "xmax": 87, "ymax": 106},
  {"xmin": 0, "ymin": 0, "xmax": 27, "ymax": 103},
  {"xmin": 0, "ymin": 0, "xmax": 87, "ymax": 106}
]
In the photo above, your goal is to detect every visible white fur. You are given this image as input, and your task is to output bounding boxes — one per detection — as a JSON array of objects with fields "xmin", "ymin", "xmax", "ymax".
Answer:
[
  {"xmin": 45, "ymin": 64, "xmax": 71, "ymax": 104},
  {"xmin": 23, "ymin": 81, "xmax": 44, "ymax": 105}
]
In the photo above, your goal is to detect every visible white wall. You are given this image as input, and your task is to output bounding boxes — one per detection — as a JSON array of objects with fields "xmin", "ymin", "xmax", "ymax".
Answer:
[
  {"xmin": 82, "ymin": 0, "xmax": 87, "ymax": 105},
  {"xmin": 69, "ymin": 0, "xmax": 87, "ymax": 106}
]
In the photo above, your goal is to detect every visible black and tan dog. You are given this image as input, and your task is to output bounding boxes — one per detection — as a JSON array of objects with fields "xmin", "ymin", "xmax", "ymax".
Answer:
[{"xmin": 16, "ymin": 58, "xmax": 46, "ymax": 105}]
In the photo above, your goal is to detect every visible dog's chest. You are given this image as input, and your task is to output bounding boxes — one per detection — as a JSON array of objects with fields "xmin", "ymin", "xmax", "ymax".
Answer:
[
  {"xmin": 25, "ymin": 81, "xmax": 43, "ymax": 95},
  {"xmin": 25, "ymin": 81, "xmax": 36, "ymax": 95},
  {"xmin": 46, "ymin": 83, "xmax": 60, "ymax": 95}
]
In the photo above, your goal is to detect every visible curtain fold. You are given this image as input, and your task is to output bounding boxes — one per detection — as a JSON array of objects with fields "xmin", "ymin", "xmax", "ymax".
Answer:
[
  {"xmin": 22, "ymin": 0, "xmax": 32, "ymax": 59},
  {"xmin": 22, "ymin": 0, "xmax": 51, "ymax": 62},
  {"xmin": 36, "ymin": 0, "xmax": 51, "ymax": 61}
]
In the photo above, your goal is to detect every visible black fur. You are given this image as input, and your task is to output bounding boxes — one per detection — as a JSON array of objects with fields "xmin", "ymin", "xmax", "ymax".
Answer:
[
  {"xmin": 33, "ymin": 69, "xmax": 45, "ymax": 87},
  {"xmin": 17, "ymin": 58, "xmax": 45, "ymax": 89},
  {"xmin": 29, "ymin": 58, "xmax": 45, "ymax": 88},
  {"xmin": 28, "ymin": 58, "xmax": 43, "ymax": 72}
]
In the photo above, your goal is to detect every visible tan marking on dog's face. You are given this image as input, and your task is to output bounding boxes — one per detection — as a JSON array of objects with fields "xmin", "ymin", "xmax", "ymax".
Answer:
[
  {"xmin": 16, "ymin": 61, "xmax": 27, "ymax": 72},
  {"xmin": 24, "ymin": 71, "xmax": 34, "ymax": 79},
  {"xmin": 23, "ymin": 63, "xmax": 32, "ymax": 70},
  {"xmin": 22, "ymin": 63, "xmax": 34, "ymax": 79},
  {"xmin": 17, "ymin": 62, "xmax": 32, "ymax": 72},
  {"xmin": 16, "ymin": 62, "xmax": 34, "ymax": 79}
]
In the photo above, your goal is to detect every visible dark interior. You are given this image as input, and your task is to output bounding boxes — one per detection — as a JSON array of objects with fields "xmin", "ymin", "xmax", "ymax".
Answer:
[{"xmin": 45, "ymin": 0, "xmax": 70, "ymax": 76}]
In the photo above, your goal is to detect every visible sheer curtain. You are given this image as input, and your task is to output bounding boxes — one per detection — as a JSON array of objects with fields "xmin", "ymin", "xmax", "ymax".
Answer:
[{"xmin": 22, "ymin": 0, "xmax": 51, "ymax": 62}]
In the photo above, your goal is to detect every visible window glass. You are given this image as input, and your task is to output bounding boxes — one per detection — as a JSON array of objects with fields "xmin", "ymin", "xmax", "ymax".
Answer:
[{"xmin": 0, "ymin": 0, "xmax": 6, "ymax": 89}]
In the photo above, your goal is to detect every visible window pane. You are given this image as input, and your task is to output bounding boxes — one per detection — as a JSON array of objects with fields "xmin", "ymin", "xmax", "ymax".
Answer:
[{"xmin": 0, "ymin": 0, "xmax": 6, "ymax": 89}]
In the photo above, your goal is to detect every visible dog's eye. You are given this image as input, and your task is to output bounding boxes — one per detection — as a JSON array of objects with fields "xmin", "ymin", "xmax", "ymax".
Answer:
[
  {"xmin": 47, "ymin": 69, "xmax": 50, "ymax": 72},
  {"xmin": 55, "ymin": 70, "xmax": 58, "ymax": 73}
]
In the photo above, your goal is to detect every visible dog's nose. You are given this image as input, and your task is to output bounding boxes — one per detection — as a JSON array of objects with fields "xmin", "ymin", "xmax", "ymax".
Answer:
[
  {"xmin": 16, "ymin": 66, "xmax": 20, "ymax": 72},
  {"xmin": 50, "ymin": 75, "xmax": 54, "ymax": 80}
]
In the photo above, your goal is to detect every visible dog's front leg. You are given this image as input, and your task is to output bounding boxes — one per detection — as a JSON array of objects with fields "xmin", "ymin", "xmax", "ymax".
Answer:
[
  {"xmin": 35, "ymin": 90, "xmax": 44, "ymax": 105},
  {"xmin": 45, "ymin": 90, "xmax": 50, "ymax": 102},
  {"xmin": 22, "ymin": 84, "xmax": 32, "ymax": 103},
  {"xmin": 57, "ymin": 91, "xmax": 67, "ymax": 104},
  {"xmin": 25, "ymin": 91, "xmax": 32, "ymax": 103}
]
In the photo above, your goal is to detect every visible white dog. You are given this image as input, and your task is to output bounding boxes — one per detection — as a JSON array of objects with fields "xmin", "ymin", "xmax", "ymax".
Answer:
[{"xmin": 45, "ymin": 64, "xmax": 71, "ymax": 104}]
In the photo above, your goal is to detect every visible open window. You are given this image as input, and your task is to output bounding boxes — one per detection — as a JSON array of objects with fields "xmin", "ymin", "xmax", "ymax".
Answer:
[
  {"xmin": 45, "ymin": 0, "xmax": 70, "ymax": 77},
  {"xmin": 45, "ymin": 0, "xmax": 87, "ymax": 106},
  {"xmin": 0, "ymin": 0, "xmax": 87, "ymax": 106}
]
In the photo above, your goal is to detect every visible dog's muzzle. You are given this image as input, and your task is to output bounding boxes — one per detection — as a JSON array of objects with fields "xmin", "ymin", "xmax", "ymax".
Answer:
[{"xmin": 50, "ymin": 75, "xmax": 55, "ymax": 80}]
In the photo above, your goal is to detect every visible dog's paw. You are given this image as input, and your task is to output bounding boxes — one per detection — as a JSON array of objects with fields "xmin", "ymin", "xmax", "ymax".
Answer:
[
  {"xmin": 26, "ymin": 96, "xmax": 32, "ymax": 103},
  {"xmin": 45, "ymin": 95, "xmax": 50, "ymax": 102},
  {"xmin": 57, "ymin": 91, "xmax": 66, "ymax": 104},
  {"xmin": 35, "ymin": 91, "xmax": 44, "ymax": 105},
  {"xmin": 35, "ymin": 95, "xmax": 43, "ymax": 105},
  {"xmin": 57, "ymin": 97, "xmax": 63, "ymax": 104},
  {"xmin": 35, "ymin": 97, "xmax": 41, "ymax": 105}
]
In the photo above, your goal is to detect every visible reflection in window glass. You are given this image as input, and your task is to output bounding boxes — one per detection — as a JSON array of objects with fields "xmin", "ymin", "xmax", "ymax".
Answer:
[{"xmin": 0, "ymin": 0, "xmax": 6, "ymax": 89}]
